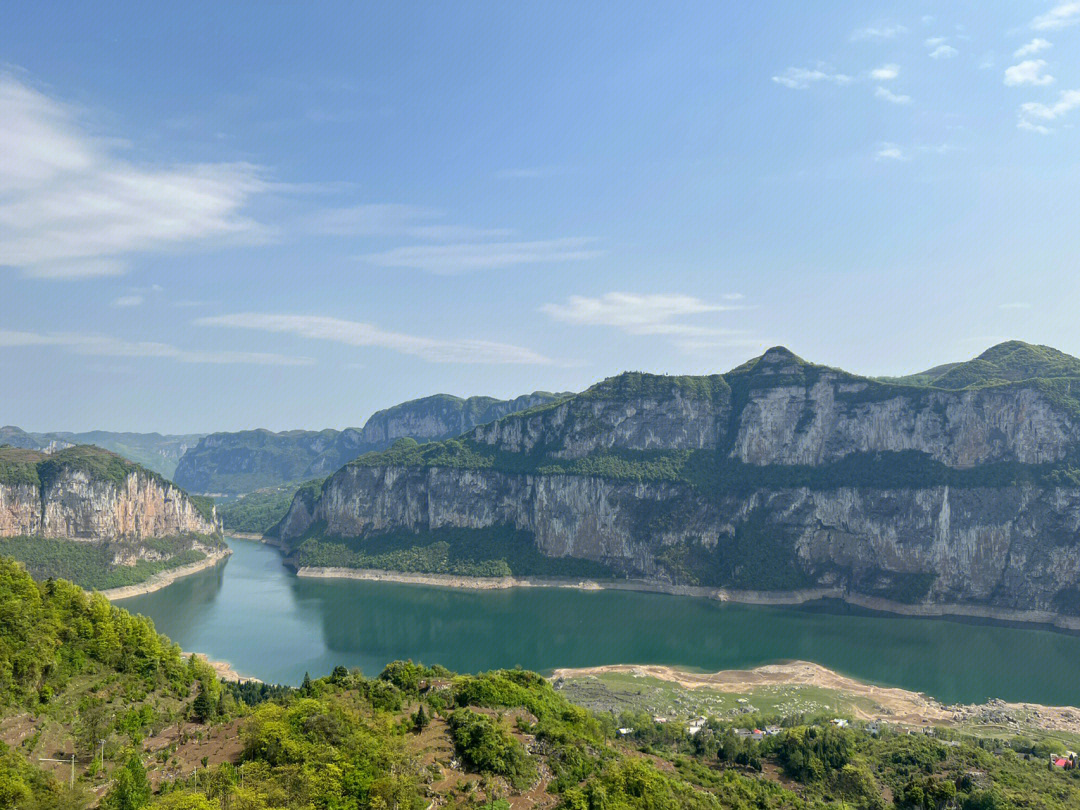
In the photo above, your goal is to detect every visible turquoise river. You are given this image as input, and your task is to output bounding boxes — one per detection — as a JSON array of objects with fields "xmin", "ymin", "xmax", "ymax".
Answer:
[{"xmin": 118, "ymin": 538, "xmax": 1080, "ymax": 706}]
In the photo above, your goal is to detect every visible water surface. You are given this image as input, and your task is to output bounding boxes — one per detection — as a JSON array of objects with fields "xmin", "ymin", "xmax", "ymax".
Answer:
[{"xmin": 118, "ymin": 538, "xmax": 1080, "ymax": 705}]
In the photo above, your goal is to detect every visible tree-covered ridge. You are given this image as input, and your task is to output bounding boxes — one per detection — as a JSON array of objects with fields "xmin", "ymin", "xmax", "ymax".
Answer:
[
  {"xmin": 0, "ymin": 444, "xmax": 164, "ymax": 490},
  {"xmin": 893, "ymin": 341, "xmax": 1080, "ymax": 390}
]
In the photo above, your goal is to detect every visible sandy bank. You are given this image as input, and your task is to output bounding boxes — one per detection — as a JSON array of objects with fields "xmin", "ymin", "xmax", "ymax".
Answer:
[
  {"xmin": 293, "ymin": 567, "xmax": 1080, "ymax": 630},
  {"xmin": 183, "ymin": 652, "xmax": 261, "ymax": 684},
  {"xmin": 551, "ymin": 662, "xmax": 1080, "ymax": 734},
  {"xmin": 102, "ymin": 548, "xmax": 232, "ymax": 600}
]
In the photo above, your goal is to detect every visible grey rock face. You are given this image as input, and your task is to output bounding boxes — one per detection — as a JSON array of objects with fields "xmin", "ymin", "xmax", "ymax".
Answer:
[{"xmin": 278, "ymin": 347, "xmax": 1080, "ymax": 615}]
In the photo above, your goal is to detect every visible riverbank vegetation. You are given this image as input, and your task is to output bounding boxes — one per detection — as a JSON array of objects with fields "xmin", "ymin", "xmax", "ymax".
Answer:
[
  {"xmin": 0, "ymin": 535, "xmax": 218, "ymax": 591},
  {"xmin": 287, "ymin": 525, "xmax": 613, "ymax": 579},
  {"xmin": 216, "ymin": 483, "xmax": 310, "ymax": 535}
]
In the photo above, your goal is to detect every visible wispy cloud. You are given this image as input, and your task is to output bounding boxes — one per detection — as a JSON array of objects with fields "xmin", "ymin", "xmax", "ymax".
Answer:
[
  {"xmin": 851, "ymin": 24, "xmax": 908, "ymax": 41},
  {"xmin": 1015, "ymin": 38, "xmax": 1052, "ymax": 57},
  {"xmin": 111, "ymin": 294, "xmax": 143, "ymax": 307},
  {"xmin": 999, "ymin": 302, "xmax": 1032, "ymax": 310},
  {"xmin": 771, "ymin": 66, "xmax": 853, "ymax": 89},
  {"xmin": 870, "ymin": 64, "xmax": 900, "ymax": 80},
  {"xmin": 1018, "ymin": 88, "xmax": 1080, "ymax": 132},
  {"xmin": 0, "ymin": 72, "xmax": 270, "ymax": 279},
  {"xmin": 1031, "ymin": 2, "xmax": 1080, "ymax": 31},
  {"xmin": 0, "ymin": 329, "xmax": 311, "ymax": 365},
  {"xmin": 303, "ymin": 203, "xmax": 511, "ymax": 240},
  {"xmin": 195, "ymin": 313, "xmax": 554, "ymax": 365},
  {"xmin": 876, "ymin": 143, "xmax": 908, "ymax": 161},
  {"xmin": 358, "ymin": 238, "xmax": 603, "ymax": 273},
  {"xmin": 875, "ymin": 86, "xmax": 912, "ymax": 105},
  {"xmin": 1004, "ymin": 60, "xmax": 1055, "ymax": 86},
  {"xmin": 540, "ymin": 292, "xmax": 748, "ymax": 353}
]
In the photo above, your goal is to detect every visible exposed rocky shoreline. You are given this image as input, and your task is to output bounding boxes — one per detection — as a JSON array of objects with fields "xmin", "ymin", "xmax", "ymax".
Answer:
[
  {"xmin": 101, "ymin": 548, "xmax": 232, "ymax": 600},
  {"xmin": 293, "ymin": 565, "xmax": 1080, "ymax": 630}
]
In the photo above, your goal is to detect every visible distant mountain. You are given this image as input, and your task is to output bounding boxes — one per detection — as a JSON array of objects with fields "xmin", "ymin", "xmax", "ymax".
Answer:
[
  {"xmin": 172, "ymin": 391, "xmax": 571, "ymax": 496},
  {"xmin": 275, "ymin": 341, "xmax": 1080, "ymax": 622},
  {"xmin": 0, "ymin": 427, "xmax": 202, "ymax": 478},
  {"xmin": 881, "ymin": 341, "xmax": 1080, "ymax": 389}
]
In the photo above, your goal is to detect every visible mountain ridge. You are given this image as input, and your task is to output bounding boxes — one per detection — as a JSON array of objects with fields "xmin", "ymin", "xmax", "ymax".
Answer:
[{"xmin": 274, "ymin": 341, "xmax": 1080, "ymax": 618}]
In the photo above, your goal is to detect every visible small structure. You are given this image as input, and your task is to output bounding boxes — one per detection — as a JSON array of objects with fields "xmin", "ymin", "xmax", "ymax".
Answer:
[
  {"xmin": 686, "ymin": 723, "xmax": 704, "ymax": 736},
  {"xmin": 765, "ymin": 725, "xmax": 782, "ymax": 736},
  {"xmin": 617, "ymin": 728, "xmax": 634, "ymax": 737},
  {"xmin": 831, "ymin": 718, "xmax": 849, "ymax": 728},
  {"xmin": 751, "ymin": 728, "xmax": 765, "ymax": 741}
]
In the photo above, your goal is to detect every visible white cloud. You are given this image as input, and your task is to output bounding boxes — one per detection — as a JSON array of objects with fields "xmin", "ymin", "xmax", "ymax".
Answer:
[
  {"xmin": 539, "ymin": 293, "xmax": 745, "ymax": 343},
  {"xmin": 876, "ymin": 144, "xmax": 908, "ymax": 161},
  {"xmin": 1031, "ymin": 2, "xmax": 1080, "ymax": 31},
  {"xmin": 1015, "ymin": 38, "xmax": 1052, "ymax": 57},
  {"xmin": 771, "ymin": 66, "xmax": 853, "ymax": 90},
  {"xmin": 0, "ymin": 72, "xmax": 268, "ymax": 279},
  {"xmin": 925, "ymin": 37, "xmax": 947, "ymax": 47},
  {"xmin": 999, "ymin": 302, "xmax": 1032, "ymax": 310},
  {"xmin": 1004, "ymin": 60, "xmax": 1055, "ymax": 86},
  {"xmin": 870, "ymin": 64, "xmax": 900, "ymax": 80},
  {"xmin": 0, "ymin": 329, "xmax": 311, "ymax": 365},
  {"xmin": 851, "ymin": 24, "xmax": 908, "ymax": 41},
  {"xmin": 196, "ymin": 313, "xmax": 554, "ymax": 365},
  {"xmin": 304, "ymin": 203, "xmax": 511, "ymax": 240},
  {"xmin": 1018, "ymin": 88, "xmax": 1080, "ymax": 132},
  {"xmin": 875, "ymin": 86, "xmax": 912, "ymax": 104},
  {"xmin": 359, "ymin": 238, "xmax": 603, "ymax": 273},
  {"xmin": 111, "ymin": 294, "xmax": 143, "ymax": 307},
  {"xmin": 929, "ymin": 44, "xmax": 959, "ymax": 59}
]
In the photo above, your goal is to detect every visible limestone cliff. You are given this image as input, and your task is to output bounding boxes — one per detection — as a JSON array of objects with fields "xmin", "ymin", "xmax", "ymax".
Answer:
[
  {"xmin": 0, "ymin": 445, "xmax": 220, "ymax": 540},
  {"xmin": 277, "ymin": 341, "xmax": 1080, "ymax": 616}
]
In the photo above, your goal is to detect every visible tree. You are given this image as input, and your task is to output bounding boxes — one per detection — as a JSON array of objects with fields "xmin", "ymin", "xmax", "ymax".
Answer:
[
  {"xmin": 74, "ymin": 697, "xmax": 110, "ymax": 757},
  {"xmin": 301, "ymin": 672, "xmax": 312, "ymax": 695},
  {"xmin": 413, "ymin": 705, "xmax": 430, "ymax": 733},
  {"xmin": 192, "ymin": 685, "xmax": 214, "ymax": 724},
  {"xmin": 105, "ymin": 753, "xmax": 151, "ymax": 810}
]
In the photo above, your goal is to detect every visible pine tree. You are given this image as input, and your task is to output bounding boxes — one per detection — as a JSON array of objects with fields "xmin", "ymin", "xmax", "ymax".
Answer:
[
  {"xmin": 301, "ymin": 671, "xmax": 313, "ymax": 695},
  {"xmin": 192, "ymin": 685, "xmax": 214, "ymax": 723},
  {"xmin": 413, "ymin": 704, "xmax": 429, "ymax": 733}
]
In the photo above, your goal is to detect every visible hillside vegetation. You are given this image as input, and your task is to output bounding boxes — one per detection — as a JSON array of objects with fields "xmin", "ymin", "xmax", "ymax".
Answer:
[{"xmin": 4, "ymin": 557, "xmax": 1080, "ymax": 809}]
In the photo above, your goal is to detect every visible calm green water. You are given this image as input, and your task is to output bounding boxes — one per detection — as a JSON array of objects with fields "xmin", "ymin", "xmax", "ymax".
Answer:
[{"xmin": 118, "ymin": 538, "xmax": 1080, "ymax": 705}]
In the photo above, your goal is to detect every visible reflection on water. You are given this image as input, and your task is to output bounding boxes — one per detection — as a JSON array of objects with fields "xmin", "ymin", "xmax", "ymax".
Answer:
[{"xmin": 118, "ymin": 538, "xmax": 1080, "ymax": 705}]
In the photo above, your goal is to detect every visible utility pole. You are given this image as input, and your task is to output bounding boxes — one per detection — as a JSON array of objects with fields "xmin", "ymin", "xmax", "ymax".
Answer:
[
  {"xmin": 38, "ymin": 755, "xmax": 75, "ymax": 789},
  {"xmin": 99, "ymin": 739, "xmax": 106, "ymax": 771}
]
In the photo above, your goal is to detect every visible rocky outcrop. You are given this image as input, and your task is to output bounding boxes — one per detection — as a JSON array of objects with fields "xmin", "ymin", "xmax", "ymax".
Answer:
[
  {"xmin": 173, "ymin": 391, "xmax": 569, "ymax": 495},
  {"xmin": 277, "ymin": 342, "xmax": 1080, "ymax": 616},
  {"xmin": 0, "ymin": 445, "xmax": 220, "ymax": 540}
]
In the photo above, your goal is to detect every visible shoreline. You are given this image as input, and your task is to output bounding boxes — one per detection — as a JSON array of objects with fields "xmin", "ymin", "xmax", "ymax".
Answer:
[
  {"xmin": 101, "ymin": 548, "xmax": 232, "ymax": 600},
  {"xmin": 293, "ymin": 566, "xmax": 1080, "ymax": 631},
  {"xmin": 550, "ymin": 661, "xmax": 1080, "ymax": 733}
]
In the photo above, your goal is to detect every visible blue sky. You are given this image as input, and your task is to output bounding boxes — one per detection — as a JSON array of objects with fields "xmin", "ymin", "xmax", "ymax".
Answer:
[{"xmin": 2, "ymin": 2, "xmax": 1079, "ymax": 432}]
